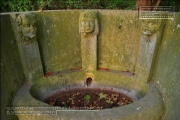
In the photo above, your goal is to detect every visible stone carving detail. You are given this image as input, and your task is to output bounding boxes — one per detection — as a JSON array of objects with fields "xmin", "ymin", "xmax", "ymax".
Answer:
[
  {"xmin": 16, "ymin": 13, "xmax": 37, "ymax": 45},
  {"xmin": 79, "ymin": 11, "xmax": 99, "ymax": 73},
  {"xmin": 79, "ymin": 11, "xmax": 99, "ymax": 38},
  {"xmin": 136, "ymin": 18, "xmax": 164, "ymax": 82},
  {"xmin": 141, "ymin": 19, "xmax": 162, "ymax": 37}
]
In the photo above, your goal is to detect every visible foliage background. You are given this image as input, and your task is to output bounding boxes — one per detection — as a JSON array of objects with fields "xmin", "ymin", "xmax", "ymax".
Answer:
[{"xmin": 0, "ymin": 0, "xmax": 179, "ymax": 12}]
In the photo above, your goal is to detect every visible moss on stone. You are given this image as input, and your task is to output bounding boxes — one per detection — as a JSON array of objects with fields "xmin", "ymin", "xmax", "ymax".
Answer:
[
  {"xmin": 153, "ymin": 13, "xmax": 180, "ymax": 120},
  {"xmin": 1, "ymin": 14, "xmax": 25, "ymax": 120}
]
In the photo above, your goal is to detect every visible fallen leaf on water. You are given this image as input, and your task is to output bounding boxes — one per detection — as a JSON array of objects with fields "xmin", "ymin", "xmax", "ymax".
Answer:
[
  {"xmin": 113, "ymin": 97, "xmax": 117, "ymax": 101},
  {"xmin": 50, "ymin": 99, "xmax": 56, "ymax": 106},
  {"xmin": 99, "ymin": 92, "xmax": 107, "ymax": 99},
  {"xmin": 106, "ymin": 100, "xmax": 113, "ymax": 104}
]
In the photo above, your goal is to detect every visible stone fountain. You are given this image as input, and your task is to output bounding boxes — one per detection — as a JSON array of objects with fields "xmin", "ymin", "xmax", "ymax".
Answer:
[{"xmin": 10, "ymin": 10, "xmax": 164, "ymax": 120}]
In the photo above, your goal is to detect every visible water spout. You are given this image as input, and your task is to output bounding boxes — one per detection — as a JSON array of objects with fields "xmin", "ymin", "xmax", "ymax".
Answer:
[{"xmin": 86, "ymin": 77, "xmax": 93, "ymax": 86}]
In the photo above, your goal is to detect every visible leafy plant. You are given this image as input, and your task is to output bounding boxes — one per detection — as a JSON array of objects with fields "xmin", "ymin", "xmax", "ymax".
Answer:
[
  {"xmin": 84, "ymin": 95, "xmax": 91, "ymax": 101},
  {"xmin": 0, "ymin": 0, "xmax": 138, "ymax": 12},
  {"xmin": 3, "ymin": 0, "xmax": 177, "ymax": 12},
  {"xmin": 106, "ymin": 100, "xmax": 113, "ymax": 104},
  {"xmin": 99, "ymin": 92, "xmax": 107, "ymax": 99}
]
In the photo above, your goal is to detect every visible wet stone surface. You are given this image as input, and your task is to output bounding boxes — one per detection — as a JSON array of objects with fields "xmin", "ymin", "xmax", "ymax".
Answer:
[{"xmin": 45, "ymin": 88, "xmax": 134, "ymax": 110}]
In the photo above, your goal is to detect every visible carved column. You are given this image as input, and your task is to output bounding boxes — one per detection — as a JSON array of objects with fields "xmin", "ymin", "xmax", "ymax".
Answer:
[
  {"xmin": 135, "ymin": 19, "xmax": 165, "ymax": 82},
  {"xmin": 11, "ymin": 13, "xmax": 44, "ymax": 83},
  {"xmin": 79, "ymin": 11, "xmax": 99, "ymax": 80}
]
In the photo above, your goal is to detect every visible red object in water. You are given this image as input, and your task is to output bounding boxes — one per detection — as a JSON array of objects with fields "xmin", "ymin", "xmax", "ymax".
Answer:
[
  {"xmin": 98, "ymin": 68, "xmax": 109, "ymax": 71},
  {"xmin": 45, "ymin": 71, "xmax": 53, "ymax": 77}
]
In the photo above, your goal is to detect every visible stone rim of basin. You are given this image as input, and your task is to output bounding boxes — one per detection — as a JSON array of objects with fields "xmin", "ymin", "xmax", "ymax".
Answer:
[
  {"xmin": 13, "ymin": 82, "xmax": 163, "ymax": 120},
  {"xmin": 30, "ymin": 81, "xmax": 143, "ymax": 110}
]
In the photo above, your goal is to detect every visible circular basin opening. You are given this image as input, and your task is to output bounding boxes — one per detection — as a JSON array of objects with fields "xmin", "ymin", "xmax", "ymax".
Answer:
[{"xmin": 44, "ymin": 88, "xmax": 134, "ymax": 110}]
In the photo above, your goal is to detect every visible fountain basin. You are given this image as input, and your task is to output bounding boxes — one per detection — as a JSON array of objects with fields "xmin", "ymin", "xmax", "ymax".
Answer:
[
  {"xmin": 13, "ymin": 71, "xmax": 163, "ymax": 120},
  {"xmin": 44, "ymin": 87, "xmax": 134, "ymax": 110}
]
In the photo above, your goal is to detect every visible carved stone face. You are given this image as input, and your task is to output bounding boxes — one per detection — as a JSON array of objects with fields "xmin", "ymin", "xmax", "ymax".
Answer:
[
  {"xmin": 80, "ymin": 20, "xmax": 94, "ymax": 33},
  {"xmin": 21, "ymin": 17, "xmax": 37, "ymax": 39},
  {"xmin": 142, "ymin": 19, "xmax": 161, "ymax": 36},
  {"xmin": 16, "ymin": 13, "xmax": 37, "ymax": 44},
  {"xmin": 79, "ymin": 11, "xmax": 98, "ymax": 35}
]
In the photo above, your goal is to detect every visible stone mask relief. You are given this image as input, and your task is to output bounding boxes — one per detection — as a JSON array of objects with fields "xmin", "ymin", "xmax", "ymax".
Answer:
[
  {"xmin": 80, "ymin": 20, "xmax": 94, "ymax": 33},
  {"xmin": 79, "ymin": 11, "xmax": 99, "ymax": 38},
  {"xmin": 141, "ymin": 19, "xmax": 162, "ymax": 36},
  {"xmin": 16, "ymin": 13, "xmax": 37, "ymax": 44}
]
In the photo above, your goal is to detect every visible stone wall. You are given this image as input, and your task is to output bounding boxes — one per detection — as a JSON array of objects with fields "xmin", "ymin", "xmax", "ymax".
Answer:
[
  {"xmin": 98, "ymin": 10, "xmax": 140, "ymax": 73},
  {"xmin": 153, "ymin": 14, "xmax": 180, "ymax": 120},
  {"xmin": 34, "ymin": 11, "xmax": 82, "ymax": 73},
  {"xmin": 34, "ymin": 10, "xmax": 140, "ymax": 74},
  {"xmin": 1, "ymin": 15, "xmax": 25, "ymax": 120}
]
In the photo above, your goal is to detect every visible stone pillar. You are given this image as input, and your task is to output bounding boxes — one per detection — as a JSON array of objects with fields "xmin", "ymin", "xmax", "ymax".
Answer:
[
  {"xmin": 11, "ymin": 13, "xmax": 44, "ymax": 83},
  {"xmin": 79, "ymin": 11, "xmax": 99, "ymax": 80},
  {"xmin": 135, "ymin": 19, "xmax": 165, "ymax": 82}
]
